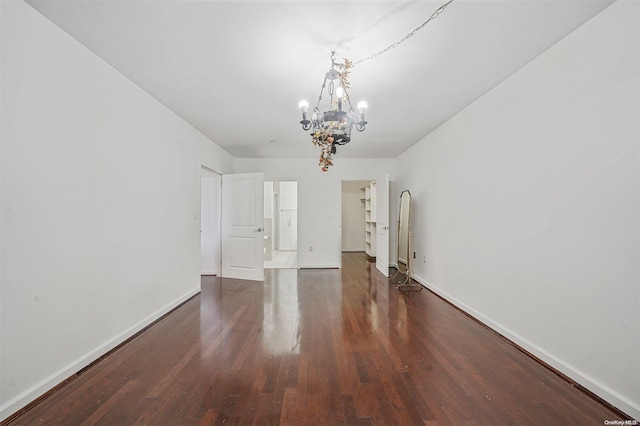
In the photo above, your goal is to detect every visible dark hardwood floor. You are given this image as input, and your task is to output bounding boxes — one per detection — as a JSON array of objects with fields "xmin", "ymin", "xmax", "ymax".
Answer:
[{"xmin": 8, "ymin": 253, "xmax": 628, "ymax": 425}]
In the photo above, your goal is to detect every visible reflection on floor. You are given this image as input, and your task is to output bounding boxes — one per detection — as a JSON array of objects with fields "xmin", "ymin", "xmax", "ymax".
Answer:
[{"xmin": 264, "ymin": 250, "xmax": 297, "ymax": 269}]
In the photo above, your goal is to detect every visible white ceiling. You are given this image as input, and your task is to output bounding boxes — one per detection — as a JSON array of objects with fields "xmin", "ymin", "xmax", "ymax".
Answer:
[{"xmin": 26, "ymin": 0, "xmax": 615, "ymax": 160}]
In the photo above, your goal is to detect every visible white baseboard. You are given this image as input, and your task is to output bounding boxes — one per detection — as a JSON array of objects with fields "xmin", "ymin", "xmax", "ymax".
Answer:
[
  {"xmin": 200, "ymin": 270, "xmax": 218, "ymax": 276},
  {"xmin": 410, "ymin": 273, "xmax": 640, "ymax": 420},
  {"xmin": 0, "ymin": 287, "xmax": 201, "ymax": 422}
]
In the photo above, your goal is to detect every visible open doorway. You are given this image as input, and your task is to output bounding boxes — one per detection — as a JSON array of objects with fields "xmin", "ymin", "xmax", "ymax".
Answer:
[
  {"xmin": 341, "ymin": 180, "xmax": 370, "ymax": 254},
  {"xmin": 341, "ymin": 177, "xmax": 390, "ymax": 275},
  {"xmin": 264, "ymin": 181, "xmax": 298, "ymax": 269},
  {"xmin": 200, "ymin": 167, "xmax": 221, "ymax": 276}
]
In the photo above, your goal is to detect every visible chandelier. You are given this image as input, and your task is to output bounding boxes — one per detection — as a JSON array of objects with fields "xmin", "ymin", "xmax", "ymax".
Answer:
[
  {"xmin": 298, "ymin": 0, "xmax": 454, "ymax": 171},
  {"xmin": 298, "ymin": 52, "xmax": 367, "ymax": 172}
]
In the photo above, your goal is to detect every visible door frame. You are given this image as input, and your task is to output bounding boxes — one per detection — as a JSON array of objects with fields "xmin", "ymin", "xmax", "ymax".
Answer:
[
  {"xmin": 264, "ymin": 180, "xmax": 299, "ymax": 268},
  {"xmin": 200, "ymin": 166, "xmax": 222, "ymax": 277},
  {"xmin": 339, "ymin": 178, "xmax": 390, "ymax": 273}
]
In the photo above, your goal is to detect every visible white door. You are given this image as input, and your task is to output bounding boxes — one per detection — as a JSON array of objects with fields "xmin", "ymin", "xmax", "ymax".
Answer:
[
  {"xmin": 375, "ymin": 173, "xmax": 390, "ymax": 277},
  {"xmin": 221, "ymin": 172, "xmax": 264, "ymax": 281}
]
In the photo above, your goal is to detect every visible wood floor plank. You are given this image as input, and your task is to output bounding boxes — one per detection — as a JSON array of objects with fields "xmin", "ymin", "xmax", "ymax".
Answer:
[{"xmin": 6, "ymin": 253, "xmax": 631, "ymax": 425}]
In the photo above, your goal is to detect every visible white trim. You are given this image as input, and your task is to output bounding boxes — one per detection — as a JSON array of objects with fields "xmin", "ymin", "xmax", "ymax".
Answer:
[
  {"xmin": 0, "ymin": 287, "xmax": 200, "ymax": 422},
  {"xmin": 200, "ymin": 270, "xmax": 218, "ymax": 276},
  {"xmin": 410, "ymin": 273, "xmax": 640, "ymax": 420}
]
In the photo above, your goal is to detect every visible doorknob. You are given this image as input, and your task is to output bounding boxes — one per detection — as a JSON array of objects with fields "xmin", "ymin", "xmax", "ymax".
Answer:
[{"xmin": 256, "ymin": 228, "xmax": 263, "ymax": 232}]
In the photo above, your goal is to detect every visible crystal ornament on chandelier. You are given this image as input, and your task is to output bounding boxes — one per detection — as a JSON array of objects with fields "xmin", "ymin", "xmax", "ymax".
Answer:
[
  {"xmin": 298, "ymin": 0, "xmax": 454, "ymax": 171},
  {"xmin": 299, "ymin": 52, "xmax": 367, "ymax": 172}
]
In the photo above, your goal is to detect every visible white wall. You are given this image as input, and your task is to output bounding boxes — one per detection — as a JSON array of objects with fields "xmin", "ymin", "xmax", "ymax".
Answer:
[
  {"xmin": 279, "ymin": 181, "xmax": 297, "ymax": 211},
  {"xmin": 0, "ymin": 1, "xmax": 235, "ymax": 420},
  {"xmin": 342, "ymin": 181, "xmax": 368, "ymax": 251},
  {"xmin": 395, "ymin": 1, "xmax": 640, "ymax": 418},
  {"xmin": 236, "ymin": 158, "xmax": 395, "ymax": 268}
]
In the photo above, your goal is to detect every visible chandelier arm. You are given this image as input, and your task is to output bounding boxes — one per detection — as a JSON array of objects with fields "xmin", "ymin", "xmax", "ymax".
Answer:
[{"xmin": 353, "ymin": 0, "xmax": 454, "ymax": 66}]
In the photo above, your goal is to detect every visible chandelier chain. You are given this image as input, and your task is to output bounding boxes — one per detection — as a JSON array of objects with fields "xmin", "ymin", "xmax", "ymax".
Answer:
[
  {"xmin": 353, "ymin": 0, "xmax": 454, "ymax": 66},
  {"xmin": 314, "ymin": 77, "xmax": 328, "ymax": 111}
]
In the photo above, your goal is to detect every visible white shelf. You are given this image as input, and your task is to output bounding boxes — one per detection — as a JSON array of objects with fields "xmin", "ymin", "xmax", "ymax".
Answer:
[{"xmin": 362, "ymin": 181, "xmax": 377, "ymax": 258}]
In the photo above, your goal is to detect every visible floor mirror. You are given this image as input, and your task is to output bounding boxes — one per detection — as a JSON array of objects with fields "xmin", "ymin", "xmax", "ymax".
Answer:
[{"xmin": 396, "ymin": 190, "xmax": 421, "ymax": 292}]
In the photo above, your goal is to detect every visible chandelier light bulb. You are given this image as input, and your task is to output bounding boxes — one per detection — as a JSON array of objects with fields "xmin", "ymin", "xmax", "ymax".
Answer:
[
  {"xmin": 356, "ymin": 101, "xmax": 368, "ymax": 131},
  {"xmin": 335, "ymin": 86, "xmax": 344, "ymax": 112},
  {"xmin": 299, "ymin": 100, "xmax": 311, "ymax": 130}
]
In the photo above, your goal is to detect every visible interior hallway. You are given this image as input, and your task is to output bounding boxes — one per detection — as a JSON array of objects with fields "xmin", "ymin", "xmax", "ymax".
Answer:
[{"xmin": 7, "ymin": 253, "xmax": 627, "ymax": 425}]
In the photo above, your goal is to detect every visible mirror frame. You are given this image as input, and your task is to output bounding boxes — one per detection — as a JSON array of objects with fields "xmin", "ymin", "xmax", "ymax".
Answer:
[
  {"xmin": 397, "ymin": 190, "xmax": 411, "ymax": 275},
  {"xmin": 396, "ymin": 190, "xmax": 420, "ymax": 291}
]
